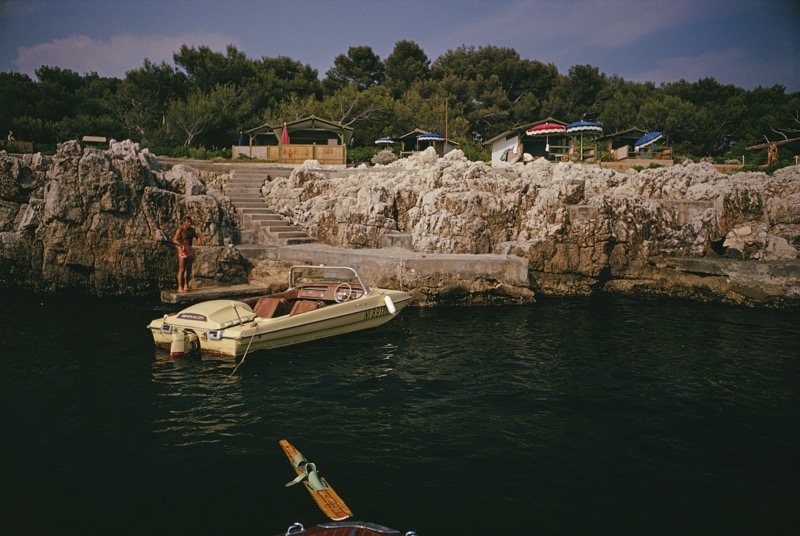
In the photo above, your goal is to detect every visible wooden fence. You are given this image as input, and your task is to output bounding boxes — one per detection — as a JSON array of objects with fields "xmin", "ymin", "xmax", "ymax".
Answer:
[
  {"xmin": 232, "ymin": 144, "xmax": 346, "ymax": 166},
  {"xmin": 2, "ymin": 140, "xmax": 34, "ymax": 153}
]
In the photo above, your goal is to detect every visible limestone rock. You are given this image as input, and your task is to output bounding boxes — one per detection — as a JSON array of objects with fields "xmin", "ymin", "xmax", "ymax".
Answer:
[
  {"xmin": 0, "ymin": 140, "xmax": 247, "ymax": 296},
  {"xmin": 260, "ymin": 148, "xmax": 800, "ymax": 306},
  {"xmin": 2, "ymin": 139, "xmax": 799, "ymax": 307}
]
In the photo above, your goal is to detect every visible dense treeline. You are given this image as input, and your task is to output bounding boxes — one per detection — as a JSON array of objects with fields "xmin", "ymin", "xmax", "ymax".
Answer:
[{"xmin": 1, "ymin": 41, "xmax": 798, "ymax": 163}]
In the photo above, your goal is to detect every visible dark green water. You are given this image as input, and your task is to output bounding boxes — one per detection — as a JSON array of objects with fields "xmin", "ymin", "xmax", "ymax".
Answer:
[{"xmin": 1, "ymin": 290, "xmax": 798, "ymax": 535}]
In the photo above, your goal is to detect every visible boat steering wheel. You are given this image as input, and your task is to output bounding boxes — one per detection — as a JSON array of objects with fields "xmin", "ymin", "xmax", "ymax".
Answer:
[{"xmin": 334, "ymin": 283, "xmax": 352, "ymax": 303}]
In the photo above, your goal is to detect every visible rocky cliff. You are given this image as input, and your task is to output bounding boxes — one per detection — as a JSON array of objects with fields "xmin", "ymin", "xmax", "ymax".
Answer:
[
  {"xmin": 2, "ymin": 142, "xmax": 798, "ymax": 307},
  {"xmin": 263, "ymin": 149, "xmax": 800, "ymax": 307},
  {"xmin": 0, "ymin": 141, "xmax": 247, "ymax": 296}
]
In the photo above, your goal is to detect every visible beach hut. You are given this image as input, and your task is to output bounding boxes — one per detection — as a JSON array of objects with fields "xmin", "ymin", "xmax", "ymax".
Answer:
[
  {"xmin": 236, "ymin": 115, "xmax": 353, "ymax": 165},
  {"xmin": 484, "ymin": 118, "xmax": 570, "ymax": 166},
  {"xmin": 396, "ymin": 129, "xmax": 458, "ymax": 156}
]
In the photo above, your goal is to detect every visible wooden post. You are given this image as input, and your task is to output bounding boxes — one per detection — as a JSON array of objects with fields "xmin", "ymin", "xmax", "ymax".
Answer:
[{"xmin": 445, "ymin": 97, "xmax": 449, "ymax": 154}]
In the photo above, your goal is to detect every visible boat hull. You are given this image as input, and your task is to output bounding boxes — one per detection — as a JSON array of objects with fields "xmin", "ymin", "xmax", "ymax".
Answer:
[{"xmin": 148, "ymin": 288, "xmax": 410, "ymax": 357}]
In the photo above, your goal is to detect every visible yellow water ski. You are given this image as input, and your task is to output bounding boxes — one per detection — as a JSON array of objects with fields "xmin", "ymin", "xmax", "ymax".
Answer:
[{"xmin": 279, "ymin": 439, "xmax": 353, "ymax": 521}]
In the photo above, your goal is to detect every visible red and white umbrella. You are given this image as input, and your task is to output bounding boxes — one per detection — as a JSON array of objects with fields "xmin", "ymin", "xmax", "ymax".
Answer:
[
  {"xmin": 280, "ymin": 122, "xmax": 290, "ymax": 145},
  {"xmin": 526, "ymin": 123, "xmax": 566, "ymax": 155},
  {"xmin": 526, "ymin": 123, "xmax": 567, "ymax": 136}
]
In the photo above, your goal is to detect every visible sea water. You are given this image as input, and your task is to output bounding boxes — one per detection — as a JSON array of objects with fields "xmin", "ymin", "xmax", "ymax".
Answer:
[{"xmin": 1, "ymin": 290, "xmax": 798, "ymax": 535}]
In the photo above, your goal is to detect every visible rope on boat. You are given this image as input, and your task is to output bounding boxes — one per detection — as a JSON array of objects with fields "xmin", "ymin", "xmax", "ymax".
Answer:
[{"xmin": 211, "ymin": 329, "xmax": 257, "ymax": 398}]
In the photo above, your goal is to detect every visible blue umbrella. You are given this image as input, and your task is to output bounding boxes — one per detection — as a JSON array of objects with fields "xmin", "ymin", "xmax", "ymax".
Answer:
[
  {"xmin": 418, "ymin": 132, "xmax": 445, "ymax": 142},
  {"xmin": 566, "ymin": 121, "xmax": 603, "ymax": 160},
  {"xmin": 238, "ymin": 131, "xmax": 244, "ymax": 146},
  {"xmin": 375, "ymin": 137, "xmax": 396, "ymax": 145},
  {"xmin": 566, "ymin": 121, "xmax": 603, "ymax": 134},
  {"xmin": 634, "ymin": 132, "xmax": 663, "ymax": 151}
]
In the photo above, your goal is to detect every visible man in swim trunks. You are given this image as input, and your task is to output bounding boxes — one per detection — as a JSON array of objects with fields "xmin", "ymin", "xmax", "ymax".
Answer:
[{"xmin": 173, "ymin": 216, "xmax": 201, "ymax": 292}]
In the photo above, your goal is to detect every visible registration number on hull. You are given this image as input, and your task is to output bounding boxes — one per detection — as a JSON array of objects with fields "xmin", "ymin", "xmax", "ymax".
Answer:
[{"xmin": 364, "ymin": 306, "xmax": 387, "ymax": 321}]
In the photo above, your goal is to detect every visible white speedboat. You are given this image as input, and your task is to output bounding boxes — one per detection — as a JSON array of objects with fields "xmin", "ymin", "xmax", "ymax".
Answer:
[{"xmin": 148, "ymin": 265, "xmax": 412, "ymax": 357}]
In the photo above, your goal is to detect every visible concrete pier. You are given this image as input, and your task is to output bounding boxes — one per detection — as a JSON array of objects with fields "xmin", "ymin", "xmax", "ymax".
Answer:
[{"xmin": 161, "ymin": 243, "xmax": 532, "ymax": 304}]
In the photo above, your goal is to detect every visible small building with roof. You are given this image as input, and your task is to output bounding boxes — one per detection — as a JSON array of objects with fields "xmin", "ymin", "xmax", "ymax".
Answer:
[
  {"xmin": 484, "ymin": 118, "xmax": 571, "ymax": 167},
  {"xmin": 234, "ymin": 115, "xmax": 353, "ymax": 166},
  {"xmin": 393, "ymin": 129, "xmax": 459, "ymax": 157},
  {"xmin": 598, "ymin": 128, "xmax": 673, "ymax": 165}
]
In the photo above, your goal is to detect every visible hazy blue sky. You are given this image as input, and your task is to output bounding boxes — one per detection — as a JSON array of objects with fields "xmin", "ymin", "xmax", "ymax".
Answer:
[{"xmin": 1, "ymin": 0, "xmax": 798, "ymax": 91}]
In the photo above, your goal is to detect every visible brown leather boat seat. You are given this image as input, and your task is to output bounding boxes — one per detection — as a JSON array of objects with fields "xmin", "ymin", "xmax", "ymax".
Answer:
[
  {"xmin": 289, "ymin": 300, "xmax": 325, "ymax": 316},
  {"xmin": 253, "ymin": 297, "xmax": 288, "ymax": 318}
]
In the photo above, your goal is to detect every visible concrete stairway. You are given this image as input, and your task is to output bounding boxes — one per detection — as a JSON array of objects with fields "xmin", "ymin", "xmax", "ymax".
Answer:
[{"xmin": 224, "ymin": 169, "xmax": 314, "ymax": 260}]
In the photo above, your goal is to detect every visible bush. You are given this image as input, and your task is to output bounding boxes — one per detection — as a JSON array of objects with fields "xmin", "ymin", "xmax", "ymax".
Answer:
[
  {"xmin": 371, "ymin": 149, "xmax": 398, "ymax": 165},
  {"xmin": 457, "ymin": 139, "xmax": 489, "ymax": 162},
  {"xmin": 144, "ymin": 144, "xmax": 232, "ymax": 160},
  {"xmin": 348, "ymin": 145, "xmax": 382, "ymax": 164}
]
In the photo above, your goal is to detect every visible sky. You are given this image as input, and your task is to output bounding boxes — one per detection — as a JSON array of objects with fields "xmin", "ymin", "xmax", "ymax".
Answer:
[{"xmin": 0, "ymin": 0, "xmax": 798, "ymax": 92}]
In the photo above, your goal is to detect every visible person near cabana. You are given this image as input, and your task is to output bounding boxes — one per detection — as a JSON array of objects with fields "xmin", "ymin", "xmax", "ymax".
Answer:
[{"xmin": 767, "ymin": 143, "xmax": 778, "ymax": 165}]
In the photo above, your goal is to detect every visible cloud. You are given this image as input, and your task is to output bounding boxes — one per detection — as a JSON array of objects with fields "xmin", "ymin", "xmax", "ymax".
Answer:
[
  {"xmin": 13, "ymin": 32, "xmax": 241, "ymax": 79},
  {"xmin": 448, "ymin": 0, "xmax": 707, "ymax": 51}
]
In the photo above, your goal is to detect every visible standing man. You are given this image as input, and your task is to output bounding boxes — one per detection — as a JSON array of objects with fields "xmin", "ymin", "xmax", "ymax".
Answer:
[{"xmin": 173, "ymin": 216, "xmax": 200, "ymax": 292}]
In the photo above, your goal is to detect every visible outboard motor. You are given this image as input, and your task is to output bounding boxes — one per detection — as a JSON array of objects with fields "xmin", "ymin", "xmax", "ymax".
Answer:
[{"xmin": 170, "ymin": 329, "xmax": 197, "ymax": 358}]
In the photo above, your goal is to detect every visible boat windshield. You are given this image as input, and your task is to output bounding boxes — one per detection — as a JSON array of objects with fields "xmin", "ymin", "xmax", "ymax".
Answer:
[{"xmin": 290, "ymin": 265, "xmax": 370, "ymax": 294}]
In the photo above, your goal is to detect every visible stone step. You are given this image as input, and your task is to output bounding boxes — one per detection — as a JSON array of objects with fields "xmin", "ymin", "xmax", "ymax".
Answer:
[
  {"xmin": 236, "ymin": 205, "xmax": 273, "ymax": 211},
  {"xmin": 246, "ymin": 217, "xmax": 284, "ymax": 228},
  {"xmin": 263, "ymin": 224, "xmax": 302, "ymax": 233},
  {"xmin": 274, "ymin": 231, "xmax": 309, "ymax": 239},
  {"xmin": 247, "ymin": 214, "xmax": 284, "ymax": 221},
  {"xmin": 225, "ymin": 187, "xmax": 262, "ymax": 194},
  {"xmin": 225, "ymin": 188, "xmax": 261, "ymax": 198},
  {"xmin": 240, "ymin": 211, "xmax": 280, "ymax": 218},
  {"xmin": 232, "ymin": 171, "xmax": 271, "ymax": 177},
  {"xmin": 285, "ymin": 237, "xmax": 316, "ymax": 245},
  {"xmin": 230, "ymin": 201, "xmax": 267, "ymax": 209},
  {"xmin": 226, "ymin": 182, "xmax": 266, "ymax": 189},
  {"xmin": 225, "ymin": 171, "xmax": 315, "ymax": 250},
  {"xmin": 235, "ymin": 244, "xmax": 268, "ymax": 260},
  {"xmin": 227, "ymin": 177, "xmax": 264, "ymax": 184},
  {"xmin": 226, "ymin": 179, "xmax": 265, "ymax": 185},
  {"xmin": 227, "ymin": 187, "xmax": 265, "ymax": 194}
]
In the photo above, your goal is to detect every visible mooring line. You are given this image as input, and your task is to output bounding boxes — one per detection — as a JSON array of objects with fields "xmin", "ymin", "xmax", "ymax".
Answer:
[{"xmin": 210, "ymin": 329, "xmax": 257, "ymax": 398}]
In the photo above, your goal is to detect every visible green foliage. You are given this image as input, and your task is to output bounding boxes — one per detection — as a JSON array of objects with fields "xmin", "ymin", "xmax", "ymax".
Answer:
[
  {"xmin": 316, "ymin": 83, "xmax": 395, "ymax": 143},
  {"xmin": 457, "ymin": 139, "xmax": 490, "ymax": 162},
  {"xmin": 323, "ymin": 45, "xmax": 385, "ymax": 94},
  {"xmin": 541, "ymin": 64, "xmax": 609, "ymax": 121},
  {"xmin": 155, "ymin": 144, "xmax": 231, "ymax": 160},
  {"xmin": 348, "ymin": 145, "xmax": 381, "ymax": 164},
  {"xmin": 1, "ymin": 42, "xmax": 797, "ymax": 163},
  {"xmin": 0, "ymin": 72, "xmax": 37, "ymax": 128},
  {"xmin": 384, "ymin": 40, "xmax": 431, "ymax": 98},
  {"xmin": 433, "ymin": 45, "xmax": 559, "ymax": 140}
]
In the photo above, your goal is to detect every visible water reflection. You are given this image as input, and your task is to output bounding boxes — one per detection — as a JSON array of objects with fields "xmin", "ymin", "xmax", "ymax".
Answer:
[
  {"xmin": 150, "ymin": 353, "xmax": 261, "ymax": 448},
  {"xmin": 3, "ymin": 290, "xmax": 799, "ymax": 535}
]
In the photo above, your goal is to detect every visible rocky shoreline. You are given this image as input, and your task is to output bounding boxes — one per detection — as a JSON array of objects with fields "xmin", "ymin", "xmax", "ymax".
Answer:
[{"xmin": 1, "ymin": 141, "xmax": 798, "ymax": 308}]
